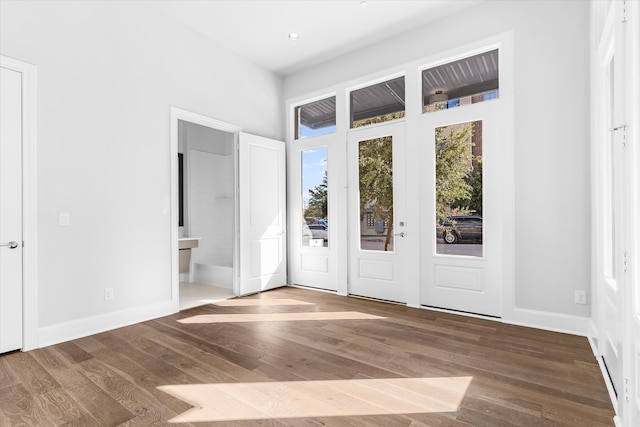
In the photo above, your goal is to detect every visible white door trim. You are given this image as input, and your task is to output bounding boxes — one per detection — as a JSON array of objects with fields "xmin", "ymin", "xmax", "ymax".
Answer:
[
  {"xmin": 169, "ymin": 107, "xmax": 242, "ymax": 311},
  {"xmin": 0, "ymin": 55, "xmax": 38, "ymax": 351}
]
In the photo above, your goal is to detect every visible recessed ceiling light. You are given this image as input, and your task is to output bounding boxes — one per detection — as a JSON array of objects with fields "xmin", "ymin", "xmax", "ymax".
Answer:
[
  {"xmin": 288, "ymin": 32, "xmax": 299, "ymax": 41},
  {"xmin": 360, "ymin": 1, "xmax": 368, "ymax": 7}
]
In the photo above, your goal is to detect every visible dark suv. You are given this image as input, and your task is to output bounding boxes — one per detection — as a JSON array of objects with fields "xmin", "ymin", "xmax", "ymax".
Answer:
[{"xmin": 438, "ymin": 215, "xmax": 483, "ymax": 244}]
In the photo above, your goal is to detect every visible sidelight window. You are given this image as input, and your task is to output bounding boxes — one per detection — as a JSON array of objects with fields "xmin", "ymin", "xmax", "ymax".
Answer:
[{"xmin": 301, "ymin": 147, "xmax": 328, "ymax": 247}]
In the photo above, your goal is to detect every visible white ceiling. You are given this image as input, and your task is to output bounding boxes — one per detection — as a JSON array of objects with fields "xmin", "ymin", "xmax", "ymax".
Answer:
[{"xmin": 144, "ymin": 0, "xmax": 483, "ymax": 76}]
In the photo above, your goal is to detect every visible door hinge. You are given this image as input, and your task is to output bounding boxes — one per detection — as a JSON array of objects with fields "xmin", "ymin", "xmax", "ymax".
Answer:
[
  {"xmin": 611, "ymin": 125, "xmax": 627, "ymax": 147},
  {"xmin": 624, "ymin": 377, "xmax": 630, "ymax": 403},
  {"xmin": 622, "ymin": 0, "xmax": 627, "ymax": 23},
  {"xmin": 623, "ymin": 251, "xmax": 628, "ymax": 273}
]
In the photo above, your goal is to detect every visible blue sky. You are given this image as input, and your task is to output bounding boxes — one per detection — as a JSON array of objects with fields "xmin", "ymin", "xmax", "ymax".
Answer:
[{"xmin": 301, "ymin": 147, "xmax": 327, "ymax": 209}]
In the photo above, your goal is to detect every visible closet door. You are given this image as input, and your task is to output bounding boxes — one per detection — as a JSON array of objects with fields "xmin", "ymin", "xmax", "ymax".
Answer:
[
  {"xmin": 238, "ymin": 133, "xmax": 287, "ymax": 295},
  {"xmin": 0, "ymin": 65, "xmax": 23, "ymax": 353}
]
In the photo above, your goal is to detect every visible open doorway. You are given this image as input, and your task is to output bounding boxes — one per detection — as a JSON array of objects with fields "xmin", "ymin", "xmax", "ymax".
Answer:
[{"xmin": 171, "ymin": 109, "xmax": 240, "ymax": 310}]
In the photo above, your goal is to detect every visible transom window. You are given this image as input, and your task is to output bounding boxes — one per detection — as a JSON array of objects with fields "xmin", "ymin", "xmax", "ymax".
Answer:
[
  {"xmin": 294, "ymin": 96, "xmax": 336, "ymax": 140},
  {"xmin": 350, "ymin": 76, "xmax": 405, "ymax": 128},
  {"xmin": 422, "ymin": 49, "xmax": 499, "ymax": 113}
]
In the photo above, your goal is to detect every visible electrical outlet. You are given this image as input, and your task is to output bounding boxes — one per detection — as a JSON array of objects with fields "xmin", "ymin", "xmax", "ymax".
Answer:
[
  {"xmin": 104, "ymin": 288, "xmax": 114, "ymax": 301},
  {"xmin": 574, "ymin": 290, "xmax": 587, "ymax": 305}
]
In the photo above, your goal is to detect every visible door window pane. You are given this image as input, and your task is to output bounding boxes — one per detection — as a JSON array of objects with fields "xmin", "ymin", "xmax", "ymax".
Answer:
[
  {"xmin": 435, "ymin": 121, "xmax": 483, "ymax": 257},
  {"xmin": 295, "ymin": 97, "xmax": 336, "ymax": 140},
  {"xmin": 606, "ymin": 57, "xmax": 617, "ymax": 280},
  {"xmin": 302, "ymin": 148, "xmax": 328, "ymax": 247},
  {"xmin": 351, "ymin": 77, "xmax": 405, "ymax": 128},
  {"xmin": 359, "ymin": 136, "xmax": 394, "ymax": 251},
  {"xmin": 423, "ymin": 49, "xmax": 499, "ymax": 113}
]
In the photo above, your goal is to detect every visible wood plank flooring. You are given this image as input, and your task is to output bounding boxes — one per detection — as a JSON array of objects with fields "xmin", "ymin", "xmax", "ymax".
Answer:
[{"xmin": 0, "ymin": 287, "xmax": 614, "ymax": 426}]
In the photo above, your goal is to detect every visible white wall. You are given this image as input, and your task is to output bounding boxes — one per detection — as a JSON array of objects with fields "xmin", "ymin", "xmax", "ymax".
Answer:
[
  {"xmin": 182, "ymin": 122, "xmax": 235, "ymax": 268},
  {"xmin": 284, "ymin": 1, "xmax": 591, "ymax": 320},
  {"xmin": 0, "ymin": 1, "xmax": 282, "ymax": 345}
]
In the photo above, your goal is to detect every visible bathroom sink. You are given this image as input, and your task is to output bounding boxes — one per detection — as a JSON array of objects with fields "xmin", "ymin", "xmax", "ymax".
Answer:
[{"xmin": 179, "ymin": 237, "xmax": 200, "ymax": 249}]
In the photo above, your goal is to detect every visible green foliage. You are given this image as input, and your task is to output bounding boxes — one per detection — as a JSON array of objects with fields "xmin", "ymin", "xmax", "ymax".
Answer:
[
  {"xmin": 352, "ymin": 111, "xmax": 405, "ymax": 128},
  {"xmin": 306, "ymin": 171, "xmax": 328, "ymax": 219},
  {"xmin": 453, "ymin": 157, "xmax": 483, "ymax": 216},
  {"xmin": 435, "ymin": 123, "xmax": 476, "ymax": 225},
  {"xmin": 359, "ymin": 136, "xmax": 394, "ymax": 251}
]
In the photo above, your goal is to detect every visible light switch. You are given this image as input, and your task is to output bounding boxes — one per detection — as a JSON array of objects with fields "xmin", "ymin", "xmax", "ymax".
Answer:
[{"xmin": 59, "ymin": 212, "xmax": 70, "ymax": 226}]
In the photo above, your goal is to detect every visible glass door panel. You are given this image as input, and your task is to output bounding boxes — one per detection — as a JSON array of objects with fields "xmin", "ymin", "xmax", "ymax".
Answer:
[
  {"xmin": 435, "ymin": 120, "xmax": 484, "ymax": 257},
  {"xmin": 302, "ymin": 147, "xmax": 328, "ymax": 248},
  {"xmin": 358, "ymin": 136, "xmax": 394, "ymax": 252},
  {"xmin": 420, "ymin": 104, "xmax": 502, "ymax": 317},
  {"xmin": 348, "ymin": 122, "xmax": 406, "ymax": 303}
]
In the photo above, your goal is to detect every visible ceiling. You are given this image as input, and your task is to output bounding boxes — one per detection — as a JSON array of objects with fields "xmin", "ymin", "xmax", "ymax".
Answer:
[{"xmin": 144, "ymin": 0, "xmax": 483, "ymax": 76}]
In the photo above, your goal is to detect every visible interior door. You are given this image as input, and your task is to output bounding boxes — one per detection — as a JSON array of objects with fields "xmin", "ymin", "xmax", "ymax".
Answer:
[
  {"xmin": 238, "ymin": 132, "xmax": 287, "ymax": 295},
  {"xmin": 0, "ymin": 66, "xmax": 23, "ymax": 353},
  {"xmin": 347, "ymin": 122, "xmax": 407, "ymax": 303},
  {"xmin": 419, "ymin": 103, "xmax": 502, "ymax": 317},
  {"xmin": 598, "ymin": 3, "xmax": 626, "ymax": 407}
]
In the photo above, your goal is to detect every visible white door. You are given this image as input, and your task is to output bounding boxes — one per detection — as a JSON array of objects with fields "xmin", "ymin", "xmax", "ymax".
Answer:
[
  {"xmin": 419, "ymin": 103, "xmax": 503, "ymax": 317},
  {"xmin": 347, "ymin": 122, "xmax": 407, "ymax": 303},
  {"xmin": 0, "ymin": 66, "xmax": 23, "ymax": 353},
  {"xmin": 596, "ymin": 0, "xmax": 626, "ymax": 410},
  {"xmin": 289, "ymin": 136, "xmax": 339, "ymax": 292},
  {"xmin": 238, "ymin": 132, "xmax": 287, "ymax": 295},
  {"xmin": 627, "ymin": 1, "xmax": 640, "ymax": 422}
]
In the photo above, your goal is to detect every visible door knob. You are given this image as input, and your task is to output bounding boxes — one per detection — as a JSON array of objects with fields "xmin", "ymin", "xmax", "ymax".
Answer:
[
  {"xmin": 0, "ymin": 241, "xmax": 19, "ymax": 249},
  {"xmin": 394, "ymin": 232, "xmax": 406, "ymax": 238}
]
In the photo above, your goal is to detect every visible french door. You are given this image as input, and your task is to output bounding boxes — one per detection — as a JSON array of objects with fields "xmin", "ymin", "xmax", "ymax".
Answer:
[
  {"xmin": 418, "ymin": 103, "xmax": 503, "ymax": 317},
  {"xmin": 347, "ymin": 122, "xmax": 407, "ymax": 303}
]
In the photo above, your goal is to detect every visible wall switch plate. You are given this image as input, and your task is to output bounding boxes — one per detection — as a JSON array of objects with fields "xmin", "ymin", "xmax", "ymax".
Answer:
[
  {"xmin": 59, "ymin": 212, "xmax": 70, "ymax": 226},
  {"xmin": 104, "ymin": 288, "xmax": 114, "ymax": 300},
  {"xmin": 574, "ymin": 290, "xmax": 587, "ymax": 305}
]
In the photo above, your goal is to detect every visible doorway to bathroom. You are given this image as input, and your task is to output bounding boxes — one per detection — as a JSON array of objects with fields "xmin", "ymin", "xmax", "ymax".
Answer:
[
  {"xmin": 170, "ymin": 108, "xmax": 288, "ymax": 310},
  {"xmin": 177, "ymin": 118, "xmax": 236, "ymax": 309}
]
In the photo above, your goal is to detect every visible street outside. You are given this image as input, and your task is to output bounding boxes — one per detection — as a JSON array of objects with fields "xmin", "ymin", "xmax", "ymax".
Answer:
[{"xmin": 360, "ymin": 236, "xmax": 483, "ymax": 257}]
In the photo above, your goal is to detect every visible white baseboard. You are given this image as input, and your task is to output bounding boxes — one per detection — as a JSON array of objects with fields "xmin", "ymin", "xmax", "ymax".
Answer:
[
  {"xmin": 37, "ymin": 301, "xmax": 176, "ymax": 348},
  {"xmin": 502, "ymin": 308, "xmax": 589, "ymax": 336}
]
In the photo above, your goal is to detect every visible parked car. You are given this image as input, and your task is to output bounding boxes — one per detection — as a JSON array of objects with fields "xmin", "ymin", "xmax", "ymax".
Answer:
[
  {"xmin": 309, "ymin": 222, "xmax": 328, "ymax": 240},
  {"xmin": 438, "ymin": 215, "xmax": 483, "ymax": 244},
  {"xmin": 311, "ymin": 219, "xmax": 328, "ymax": 227}
]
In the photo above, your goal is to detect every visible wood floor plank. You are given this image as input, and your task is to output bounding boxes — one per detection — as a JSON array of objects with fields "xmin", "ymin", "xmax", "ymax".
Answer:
[{"xmin": 0, "ymin": 286, "xmax": 615, "ymax": 426}]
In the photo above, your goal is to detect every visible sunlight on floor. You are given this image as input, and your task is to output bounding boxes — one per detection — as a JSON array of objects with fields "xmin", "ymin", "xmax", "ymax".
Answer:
[
  {"xmin": 178, "ymin": 311, "xmax": 386, "ymax": 324},
  {"xmin": 179, "ymin": 282, "xmax": 234, "ymax": 310},
  {"xmin": 159, "ymin": 377, "xmax": 473, "ymax": 423},
  {"xmin": 214, "ymin": 298, "xmax": 314, "ymax": 307}
]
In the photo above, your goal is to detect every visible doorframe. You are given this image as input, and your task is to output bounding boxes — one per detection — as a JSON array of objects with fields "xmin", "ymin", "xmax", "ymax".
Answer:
[
  {"xmin": 0, "ymin": 55, "xmax": 38, "ymax": 351},
  {"xmin": 169, "ymin": 107, "xmax": 242, "ymax": 311}
]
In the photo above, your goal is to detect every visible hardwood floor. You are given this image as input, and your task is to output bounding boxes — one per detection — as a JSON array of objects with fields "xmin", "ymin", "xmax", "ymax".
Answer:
[{"xmin": 0, "ymin": 287, "xmax": 614, "ymax": 426}]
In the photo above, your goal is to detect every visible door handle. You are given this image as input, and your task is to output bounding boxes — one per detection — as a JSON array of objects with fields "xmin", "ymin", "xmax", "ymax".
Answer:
[
  {"xmin": 394, "ymin": 232, "xmax": 406, "ymax": 238},
  {"xmin": 0, "ymin": 241, "xmax": 20, "ymax": 249}
]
